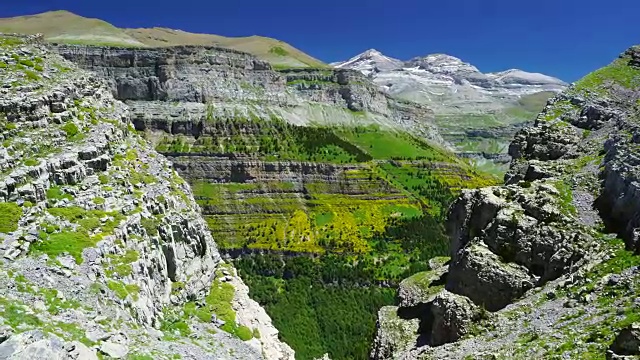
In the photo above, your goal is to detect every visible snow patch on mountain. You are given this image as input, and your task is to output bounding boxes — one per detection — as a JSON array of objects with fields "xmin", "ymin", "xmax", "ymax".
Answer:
[{"xmin": 333, "ymin": 49, "xmax": 568, "ymax": 114}]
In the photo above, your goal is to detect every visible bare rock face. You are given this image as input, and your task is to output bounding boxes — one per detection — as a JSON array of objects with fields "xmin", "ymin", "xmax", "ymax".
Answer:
[
  {"xmin": 608, "ymin": 323, "xmax": 640, "ymax": 359},
  {"xmin": 0, "ymin": 331, "xmax": 98, "ymax": 360},
  {"xmin": 445, "ymin": 181, "xmax": 594, "ymax": 311},
  {"xmin": 598, "ymin": 129, "xmax": 640, "ymax": 253},
  {"xmin": 52, "ymin": 44, "xmax": 443, "ymax": 145},
  {"xmin": 446, "ymin": 243, "xmax": 535, "ymax": 312},
  {"xmin": 369, "ymin": 306, "xmax": 421, "ymax": 360},
  {"xmin": 430, "ymin": 290, "xmax": 480, "ymax": 346},
  {"xmin": 397, "ymin": 258, "xmax": 448, "ymax": 308},
  {"xmin": 508, "ymin": 121, "xmax": 581, "ymax": 161}
]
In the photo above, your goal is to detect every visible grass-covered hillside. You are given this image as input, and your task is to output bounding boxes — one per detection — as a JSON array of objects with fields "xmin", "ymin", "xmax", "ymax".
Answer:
[
  {"xmin": 0, "ymin": 10, "xmax": 326, "ymax": 68},
  {"xmin": 148, "ymin": 114, "xmax": 498, "ymax": 360}
]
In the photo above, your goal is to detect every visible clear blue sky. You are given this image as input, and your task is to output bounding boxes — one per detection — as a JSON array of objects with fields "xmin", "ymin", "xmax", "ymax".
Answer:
[{"xmin": 2, "ymin": 0, "xmax": 640, "ymax": 81}]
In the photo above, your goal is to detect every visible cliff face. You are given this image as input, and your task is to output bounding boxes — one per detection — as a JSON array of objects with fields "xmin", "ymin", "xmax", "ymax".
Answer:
[
  {"xmin": 371, "ymin": 46, "xmax": 640, "ymax": 359},
  {"xmin": 52, "ymin": 44, "xmax": 442, "ymax": 144},
  {"xmin": 0, "ymin": 34, "xmax": 292, "ymax": 360}
]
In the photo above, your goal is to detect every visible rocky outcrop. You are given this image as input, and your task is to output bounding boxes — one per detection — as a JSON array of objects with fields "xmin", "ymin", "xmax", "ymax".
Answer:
[
  {"xmin": 429, "ymin": 290, "xmax": 481, "ymax": 346},
  {"xmin": 508, "ymin": 121, "xmax": 581, "ymax": 161},
  {"xmin": 448, "ymin": 182, "xmax": 594, "ymax": 291},
  {"xmin": 446, "ymin": 243, "xmax": 535, "ymax": 312},
  {"xmin": 0, "ymin": 330, "xmax": 98, "ymax": 360},
  {"xmin": 371, "ymin": 44, "xmax": 640, "ymax": 360},
  {"xmin": 397, "ymin": 258, "xmax": 448, "ymax": 308},
  {"xmin": 598, "ymin": 127, "xmax": 640, "ymax": 252},
  {"xmin": 0, "ymin": 34, "xmax": 292, "ymax": 359},
  {"xmin": 608, "ymin": 323, "xmax": 640, "ymax": 359},
  {"xmin": 369, "ymin": 306, "xmax": 421, "ymax": 360}
]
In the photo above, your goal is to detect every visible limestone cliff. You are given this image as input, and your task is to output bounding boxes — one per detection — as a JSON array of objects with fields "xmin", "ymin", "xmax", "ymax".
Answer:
[
  {"xmin": 0, "ymin": 34, "xmax": 292, "ymax": 359},
  {"xmin": 51, "ymin": 44, "xmax": 442, "ymax": 145},
  {"xmin": 371, "ymin": 45, "xmax": 640, "ymax": 359}
]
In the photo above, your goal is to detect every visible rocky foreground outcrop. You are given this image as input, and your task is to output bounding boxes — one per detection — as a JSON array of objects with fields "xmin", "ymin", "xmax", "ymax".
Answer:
[
  {"xmin": 371, "ymin": 46, "xmax": 640, "ymax": 359},
  {"xmin": 0, "ymin": 34, "xmax": 293, "ymax": 359}
]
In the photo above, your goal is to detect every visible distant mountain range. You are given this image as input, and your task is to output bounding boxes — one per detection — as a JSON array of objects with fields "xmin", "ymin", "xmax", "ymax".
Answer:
[{"xmin": 332, "ymin": 49, "xmax": 567, "ymax": 114}]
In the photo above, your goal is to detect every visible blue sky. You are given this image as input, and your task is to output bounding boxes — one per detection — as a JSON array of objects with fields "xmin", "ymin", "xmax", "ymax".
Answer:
[{"xmin": 2, "ymin": 0, "xmax": 640, "ymax": 81}]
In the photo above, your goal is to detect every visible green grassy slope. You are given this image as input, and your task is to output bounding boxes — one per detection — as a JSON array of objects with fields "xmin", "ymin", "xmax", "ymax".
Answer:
[
  {"xmin": 0, "ymin": 10, "xmax": 326, "ymax": 68},
  {"xmin": 0, "ymin": 10, "xmax": 146, "ymax": 47}
]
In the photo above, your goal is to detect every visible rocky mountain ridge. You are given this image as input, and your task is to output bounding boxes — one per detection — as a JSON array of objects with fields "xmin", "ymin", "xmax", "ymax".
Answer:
[
  {"xmin": 370, "ymin": 44, "xmax": 640, "ymax": 359},
  {"xmin": 0, "ymin": 33, "xmax": 293, "ymax": 359},
  {"xmin": 51, "ymin": 43, "xmax": 442, "ymax": 145}
]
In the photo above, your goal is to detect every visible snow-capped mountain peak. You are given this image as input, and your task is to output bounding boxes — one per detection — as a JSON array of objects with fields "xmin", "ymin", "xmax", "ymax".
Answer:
[
  {"xmin": 406, "ymin": 53, "xmax": 482, "ymax": 76},
  {"xmin": 333, "ymin": 49, "xmax": 404, "ymax": 76},
  {"xmin": 332, "ymin": 50, "xmax": 567, "ymax": 114}
]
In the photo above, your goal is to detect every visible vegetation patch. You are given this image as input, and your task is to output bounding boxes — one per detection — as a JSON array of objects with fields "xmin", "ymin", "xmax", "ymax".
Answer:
[
  {"xmin": 23, "ymin": 158, "xmax": 40, "ymax": 166},
  {"xmin": 98, "ymin": 174, "xmax": 110, "ymax": 185},
  {"xmin": 40, "ymin": 287, "xmax": 83, "ymax": 315},
  {"xmin": 61, "ymin": 122, "xmax": 83, "ymax": 140},
  {"xmin": 553, "ymin": 180, "xmax": 577, "ymax": 215},
  {"xmin": 170, "ymin": 268, "xmax": 258, "ymax": 341},
  {"xmin": 105, "ymin": 249, "xmax": 139, "ymax": 277},
  {"xmin": 30, "ymin": 231, "xmax": 94, "ymax": 264},
  {"xmin": 236, "ymin": 260, "xmax": 395, "ymax": 360},
  {"xmin": 269, "ymin": 46, "xmax": 289, "ymax": 57},
  {"xmin": 335, "ymin": 126, "xmax": 456, "ymax": 162},
  {"xmin": 46, "ymin": 186, "xmax": 74, "ymax": 201},
  {"xmin": 0, "ymin": 202, "xmax": 22, "ymax": 233},
  {"xmin": 107, "ymin": 280, "xmax": 140, "ymax": 301},
  {"xmin": 140, "ymin": 217, "xmax": 160, "ymax": 236},
  {"xmin": 32, "ymin": 207, "xmax": 126, "ymax": 263},
  {"xmin": 0, "ymin": 296, "xmax": 42, "ymax": 329},
  {"xmin": 156, "ymin": 117, "xmax": 372, "ymax": 163},
  {"xmin": 575, "ymin": 57, "xmax": 640, "ymax": 94}
]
